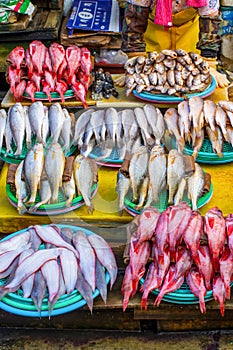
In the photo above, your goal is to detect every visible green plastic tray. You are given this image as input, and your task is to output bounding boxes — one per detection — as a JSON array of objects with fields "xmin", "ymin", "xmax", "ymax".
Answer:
[
  {"xmin": 23, "ymin": 89, "xmax": 75, "ymax": 101},
  {"xmin": 183, "ymin": 138, "xmax": 233, "ymax": 164},
  {"xmin": 0, "ymin": 136, "xmax": 77, "ymax": 164},
  {"xmin": 6, "ymin": 182, "xmax": 98, "ymax": 215},
  {"xmin": 124, "ymin": 182, "xmax": 213, "ymax": 216}
]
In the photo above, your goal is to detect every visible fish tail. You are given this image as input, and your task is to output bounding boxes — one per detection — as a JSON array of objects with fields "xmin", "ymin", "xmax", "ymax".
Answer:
[
  {"xmin": 154, "ymin": 294, "xmax": 162, "ymax": 307},
  {"xmin": 225, "ymin": 285, "xmax": 231, "ymax": 300},
  {"xmin": 140, "ymin": 295, "xmax": 148, "ymax": 310},
  {"xmin": 220, "ymin": 302, "xmax": 225, "ymax": 317},
  {"xmin": 199, "ymin": 296, "xmax": 206, "ymax": 314}
]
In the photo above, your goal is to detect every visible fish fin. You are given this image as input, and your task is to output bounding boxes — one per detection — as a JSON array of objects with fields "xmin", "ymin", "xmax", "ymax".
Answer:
[{"xmin": 227, "ymin": 224, "xmax": 233, "ymax": 237}]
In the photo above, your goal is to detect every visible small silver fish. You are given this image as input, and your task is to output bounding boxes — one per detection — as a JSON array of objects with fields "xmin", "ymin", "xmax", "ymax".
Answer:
[{"xmin": 187, "ymin": 163, "xmax": 205, "ymax": 211}]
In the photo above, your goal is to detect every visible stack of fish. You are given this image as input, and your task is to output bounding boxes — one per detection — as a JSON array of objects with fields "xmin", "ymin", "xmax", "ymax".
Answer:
[
  {"xmin": 6, "ymin": 40, "xmax": 92, "ymax": 107},
  {"xmin": 14, "ymin": 144, "xmax": 98, "ymax": 215},
  {"xmin": 0, "ymin": 224, "xmax": 118, "ymax": 316},
  {"xmin": 122, "ymin": 205, "xmax": 233, "ymax": 317},
  {"xmin": 116, "ymin": 146, "xmax": 206, "ymax": 214},
  {"xmin": 73, "ymin": 104, "xmax": 165, "ymax": 160},
  {"xmin": 124, "ymin": 49, "xmax": 211, "ymax": 96},
  {"xmin": 165, "ymin": 98, "xmax": 233, "ymax": 158},
  {"xmin": 0, "ymin": 101, "xmax": 75, "ymax": 157}
]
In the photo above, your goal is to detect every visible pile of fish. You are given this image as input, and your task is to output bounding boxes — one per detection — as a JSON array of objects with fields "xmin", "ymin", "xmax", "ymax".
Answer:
[
  {"xmin": 165, "ymin": 98, "xmax": 233, "ymax": 158},
  {"xmin": 0, "ymin": 224, "xmax": 118, "ymax": 316},
  {"xmin": 122, "ymin": 204, "xmax": 233, "ymax": 317},
  {"xmin": 124, "ymin": 49, "xmax": 211, "ymax": 96},
  {"xmin": 73, "ymin": 104, "xmax": 165, "ymax": 160},
  {"xmin": 0, "ymin": 101, "xmax": 75, "ymax": 156},
  {"xmin": 6, "ymin": 40, "xmax": 92, "ymax": 107},
  {"xmin": 13, "ymin": 143, "xmax": 98, "ymax": 215},
  {"xmin": 116, "ymin": 146, "xmax": 207, "ymax": 214},
  {"xmin": 91, "ymin": 68, "xmax": 118, "ymax": 100}
]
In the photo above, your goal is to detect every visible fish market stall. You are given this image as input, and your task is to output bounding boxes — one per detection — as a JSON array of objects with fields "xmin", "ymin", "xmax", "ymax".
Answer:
[{"xmin": 0, "ymin": 33, "xmax": 233, "ymax": 334}]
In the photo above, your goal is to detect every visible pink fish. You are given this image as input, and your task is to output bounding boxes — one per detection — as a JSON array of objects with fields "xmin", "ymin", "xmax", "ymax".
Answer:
[
  {"xmin": 41, "ymin": 259, "xmax": 60, "ymax": 315},
  {"xmin": 226, "ymin": 214, "xmax": 233, "ymax": 256},
  {"xmin": 183, "ymin": 211, "xmax": 203, "ymax": 263},
  {"xmin": 31, "ymin": 70, "xmax": 41, "ymax": 91},
  {"xmin": 213, "ymin": 276, "xmax": 226, "ymax": 317},
  {"xmin": 25, "ymin": 48, "xmax": 33, "ymax": 80},
  {"xmin": 55, "ymin": 80, "xmax": 68, "ymax": 103},
  {"xmin": 59, "ymin": 248, "xmax": 78, "ymax": 295},
  {"xmin": 219, "ymin": 246, "xmax": 233, "ymax": 299},
  {"xmin": 7, "ymin": 66, "xmax": 23, "ymax": 95},
  {"xmin": 129, "ymin": 239, "xmax": 151, "ymax": 293},
  {"xmin": 71, "ymin": 80, "xmax": 88, "ymax": 108},
  {"xmin": 43, "ymin": 47, "xmax": 52, "ymax": 72},
  {"xmin": 121, "ymin": 264, "xmax": 134, "ymax": 312},
  {"xmin": 194, "ymin": 245, "xmax": 214, "ymax": 291},
  {"xmin": 174, "ymin": 246, "xmax": 193, "ymax": 280},
  {"xmin": 77, "ymin": 69, "xmax": 91, "ymax": 91},
  {"xmin": 168, "ymin": 202, "xmax": 192, "ymax": 260},
  {"xmin": 57, "ymin": 57, "xmax": 67, "ymax": 82},
  {"xmin": 186, "ymin": 266, "xmax": 207, "ymax": 314},
  {"xmin": 8, "ymin": 46, "xmax": 25, "ymax": 71},
  {"xmin": 154, "ymin": 264, "xmax": 184, "ymax": 307},
  {"xmin": 140, "ymin": 261, "xmax": 159, "ymax": 310},
  {"xmin": 49, "ymin": 42, "xmax": 66, "ymax": 73},
  {"xmin": 26, "ymin": 80, "xmax": 37, "ymax": 102},
  {"xmin": 41, "ymin": 79, "xmax": 52, "ymax": 102},
  {"xmin": 80, "ymin": 47, "xmax": 92, "ymax": 76},
  {"xmin": 204, "ymin": 207, "xmax": 226, "ymax": 271},
  {"xmin": 135, "ymin": 207, "xmax": 160, "ymax": 252},
  {"xmin": 153, "ymin": 244, "xmax": 170, "ymax": 286},
  {"xmin": 29, "ymin": 40, "xmax": 47, "ymax": 75},
  {"xmin": 14, "ymin": 79, "xmax": 27, "ymax": 102},
  {"xmin": 44, "ymin": 70, "xmax": 56, "ymax": 91},
  {"xmin": 65, "ymin": 45, "xmax": 81, "ymax": 84},
  {"xmin": 153, "ymin": 207, "xmax": 170, "ymax": 266}
]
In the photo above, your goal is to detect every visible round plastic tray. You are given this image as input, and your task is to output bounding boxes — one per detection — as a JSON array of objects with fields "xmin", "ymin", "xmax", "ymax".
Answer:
[
  {"xmin": 124, "ymin": 182, "xmax": 213, "ymax": 216},
  {"xmin": 88, "ymin": 146, "xmax": 123, "ymax": 167},
  {"xmin": 139, "ymin": 279, "xmax": 214, "ymax": 305},
  {"xmin": 23, "ymin": 89, "xmax": 75, "ymax": 101},
  {"xmin": 132, "ymin": 76, "xmax": 216, "ymax": 104},
  {"xmin": 183, "ymin": 138, "xmax": 233, "ymax": 164},
  {"xmin": 0, "ymin": 224, "xmax": 110, "ymax": 317},
  {"xmin": 0, "ymin": 136, "xmax": 77, "ymax": 164},
  {"xmin": 6, "ymin": 183, "xmax": 98, "ymax": 216}
]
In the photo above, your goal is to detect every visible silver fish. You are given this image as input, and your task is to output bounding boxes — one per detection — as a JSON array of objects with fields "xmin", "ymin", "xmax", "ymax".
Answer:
[
  {"xmin": 203, "ymin": 100, "xmax": 216, "ymax": 132},
  {"xmin": 23, "ymin": 106, "xmax": 32, "ymax": 149},
  {"xmin": 48, "ymin": 102, "xmax": 65, "ymax": 144},
  {"xmin": 15, "ymin": 160, "xmax": 28, "ymax": 215},
  {"xmin": 73, "ymin": 108, "xmax": 94, "ymax": 146},
  {"xmin": 72, "ymin": 230, "xmax": 96, "ymax": 292},
  {"xmin": 129, "ymin": 146, "xmax": 150, "ymax": 202},
  {"xmin": 188, "ymin": 96, "xmax": 204, "ymax": 139},
  {"xmin": 164, "ymin": 108, "xmax": 185, "ymax": 151},
  {"xmin": 218, "ymin": 100, "xmax": 233, "ymax": 113},
  {"xmin": 135, "ymin": 176, "xmax": 149, "ymax": 210},
  {"xmin": 41, "ymin": 259, "xmax": 60, "ymax": 312},
  {"xmin": 192, "ymin": 128, "xmax": 205, "ymax": 159},
  {"xmin": 90, "ymin": 109, "xmax": 106, "ymax": 145},
  {"xmin": 59, "ymin": 248, "xmax": 78, "ymax": 294},
  {"xmin": 42, "ymin": 106, "xmax": 49, "ymax": 145},
  {"xmin": 187, "ymin": 163, "xmax": 205, "ymax": 211},
  {"xmin": 174, "ymin": 177, "xmax": 187, "ymax": 206},
  {"xmin": 116, "ymin": 171, "xmax": 130, "ymax": 215},
  {"xmin": 29, "ymin": 177, "xmax": 51, "ymax": 212},
  {"xmin": 44, "ymin": 143, "xmax": 65, "ymax": 204},
  {"xmin": 215, "ymin": 105, "xmax": 229, "ymax": 142},
  {"xmin": 73, "ymin": 155, "xmax": 97, "ymax": 213},
  {"xmin": 23, "ymin": 143, "xmax": 44, "ymax": 205},
  {"xmin": 19, "ymin": 248, "xmax": 35, "ymax": 298},
  {"xmin": 28, "ymin": 101, "xmax": 45, "ymax": 144},
  {"xmin": 60, "ymin": 108, "xmax": 72, "ymax": 153},
  {"xmin": 148, "ymin": 145, "xmax": 167, "ymax": 204},
  {"xmin": 31, "ymin": 270, "xmax": 47, "ymax": 315},
  {"xmin": 0, "ymin": 109, "xmax": 7, "ymax": 152},
  {"xmin": 9, "ymin": 102, "xmax": 25, "ymax": 155},
  {"xmin": 5, "ymin": 110, "xmax": 13, "ymax": 155},
  {"xmin": 62, "ymin": 173, "xmax": 76, "ymax": 207},
  {"xmin": 134, "ymin": 107, "xmax": 154, "ymax": 147},
  {"xmin": 206, "ymin": 125, "xmax": 223, "ymax": 157},
  {"xmin": 178, "ymin": 100, "xmax": 191, "ymax": 143},
  {"xmin": 167, "ymin": 149, "xmax": 185, "ymax": 204},
  {"xmin": 105, "ymin": 107, "xmax": 119, "ymax": 148}
]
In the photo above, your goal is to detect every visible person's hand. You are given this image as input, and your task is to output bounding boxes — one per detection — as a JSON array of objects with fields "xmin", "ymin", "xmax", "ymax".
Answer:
[{"xmin": 204, "ymin": 57, "xmax": 230, "ymax": 88}]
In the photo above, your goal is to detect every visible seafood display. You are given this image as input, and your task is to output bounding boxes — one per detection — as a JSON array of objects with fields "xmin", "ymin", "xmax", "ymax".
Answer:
[
  {"xmin": 0, "ymin": 224, "xmax": 118, "ymax": 316},
  {"xmin": 166, "ymin": 98, "xmax": 233, "ymax": 159},
  {"xmin": 6, "ymin": 41, "xmax": 92, "ymax": 107},
  {"xmin": 7, "ymin": 147, "xmax": 98, "ymax": 215},
  {"xmin": 73, "ymin": 104, "xmax": 165, "ymax": 161},
  {"xmin": 116, "ymin": 146, "xmax": 210, "ymax": 214},
  {"xmin": 91, "ymin": 68, "xmax": 118, "ymax": 100},
  {"xmin": 0, "ymin": 102, "xmax": 75, "ymax": 159},
  {"xmin": 122, "ymin": 205, "xmax": 232, "ymax": 316},
  {"xmin": 124, "ymin": 49, "xmax": 211, "ymax": 97}
]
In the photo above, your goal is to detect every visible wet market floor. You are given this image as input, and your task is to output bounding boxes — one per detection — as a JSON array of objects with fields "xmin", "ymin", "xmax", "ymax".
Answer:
[{"xmin": 0, "ymin": 328, "xmax": 233, "ymax": 350}]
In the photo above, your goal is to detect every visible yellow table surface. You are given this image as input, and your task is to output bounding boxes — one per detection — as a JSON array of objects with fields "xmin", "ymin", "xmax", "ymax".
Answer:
[{"xmin": 0, "ymin": 159, "xmax": 232, "ymax": 235}]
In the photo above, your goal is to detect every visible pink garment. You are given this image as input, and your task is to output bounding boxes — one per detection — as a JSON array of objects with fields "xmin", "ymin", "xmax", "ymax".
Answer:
[{"xmin": 154, "ymin": 0, "xmax": 207, "ymax": 27}]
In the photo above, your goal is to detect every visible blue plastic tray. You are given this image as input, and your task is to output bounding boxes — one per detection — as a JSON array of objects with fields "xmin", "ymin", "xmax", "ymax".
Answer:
[
  {"xmin": 132, "ymin": 76, "xmax": 216, "ymax": 104},
  {"xmin": 0, "ymin": 225, "xmax": 110, "ymax": 317}
]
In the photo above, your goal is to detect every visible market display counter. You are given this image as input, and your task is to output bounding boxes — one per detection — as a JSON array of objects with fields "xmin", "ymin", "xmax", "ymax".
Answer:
[{"xmin": 0, "ymin": 274, "xmax": 233, "ymax": 332}]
